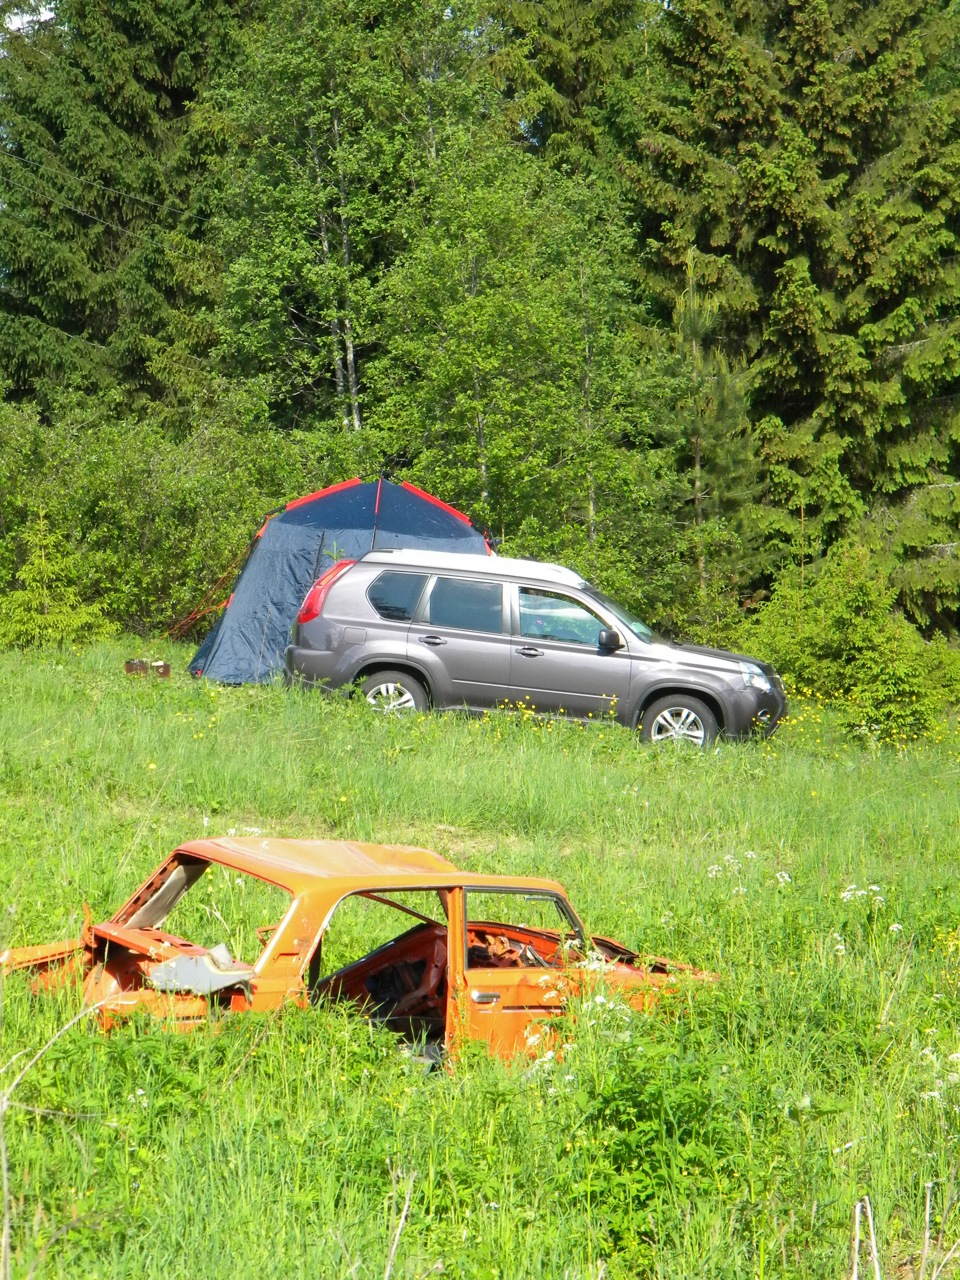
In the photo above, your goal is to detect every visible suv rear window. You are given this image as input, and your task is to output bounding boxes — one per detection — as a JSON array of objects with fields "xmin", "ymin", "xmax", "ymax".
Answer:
[
  {"xmin": 425, "ymin": 577, "xmax": 503, "ymax": 633},
  {"xmin": 367, "ymin": 572, "xmax": 429, "ymax": 621}
]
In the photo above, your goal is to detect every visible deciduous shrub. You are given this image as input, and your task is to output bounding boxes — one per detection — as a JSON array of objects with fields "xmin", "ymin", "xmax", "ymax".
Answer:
[{"xmin": 734, "ymin": 542, "xmax": 957, "ymax": 739}]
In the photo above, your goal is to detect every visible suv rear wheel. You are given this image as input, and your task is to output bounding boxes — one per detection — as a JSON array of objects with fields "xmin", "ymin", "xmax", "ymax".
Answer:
[
  {"xmin": 640, "ymin": 695, "xmax": 718, "ymax": 747},
  {"xmin": 359, "ymin": 670, "xmax": 428, "ymax": 713}
]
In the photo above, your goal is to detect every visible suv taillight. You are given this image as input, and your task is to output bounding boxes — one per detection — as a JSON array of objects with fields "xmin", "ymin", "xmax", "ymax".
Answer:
[{"xmin": 297, "ymin": 560, "xmax": 356, "ymax": 624}]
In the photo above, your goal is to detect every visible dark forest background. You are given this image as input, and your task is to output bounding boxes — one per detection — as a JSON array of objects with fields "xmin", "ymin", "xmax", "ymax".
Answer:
[{"xmin": 1, "ymin": 0, "xmax": 959, "ymax": 704}]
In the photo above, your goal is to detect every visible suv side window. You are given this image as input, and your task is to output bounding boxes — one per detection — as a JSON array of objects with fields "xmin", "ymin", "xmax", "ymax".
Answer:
[
  {"xmin": 518, "ymin": 588, "xmax": 606, "ymax": 645},
  {"xmin": 367, "ymin": 572, "xmax": 429, "ymax": 621},
  {"xmin": 425, "ymin": 577, "xmax": 503, "ymax": 634}
]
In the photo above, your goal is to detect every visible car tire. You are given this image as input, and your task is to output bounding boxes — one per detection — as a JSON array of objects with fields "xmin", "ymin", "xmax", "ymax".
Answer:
[
  {"xmin": 359, "ymin": 670, "xmax": 429, "ymax": 713},
  {"xmin": 639, "ymin": 695, "xmax": 718, "ymax": 747}
]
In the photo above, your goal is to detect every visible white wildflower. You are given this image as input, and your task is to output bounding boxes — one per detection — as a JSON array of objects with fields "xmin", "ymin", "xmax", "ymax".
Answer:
[
  {"xmin": 889, "ymin": 922, "xmax": 903, "ymax": 933},
  {"xmin": 776, "ymin": 871, "xmax": 792, "ymax": 885}
]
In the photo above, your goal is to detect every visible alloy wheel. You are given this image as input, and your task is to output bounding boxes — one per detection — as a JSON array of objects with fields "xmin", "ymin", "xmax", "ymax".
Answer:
[
  {"xmin": 364, "ymin": 681, "xmax": 419, "ymax": 712},
  {"xmin": 649, "ymin": 706, "xmax": 707, "ymax": 745}
]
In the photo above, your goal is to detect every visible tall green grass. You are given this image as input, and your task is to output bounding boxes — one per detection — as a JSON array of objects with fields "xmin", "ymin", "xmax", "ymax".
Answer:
[{"xmin": 2, "ymin": 642, "xmax": 960, "ymax": 1277}]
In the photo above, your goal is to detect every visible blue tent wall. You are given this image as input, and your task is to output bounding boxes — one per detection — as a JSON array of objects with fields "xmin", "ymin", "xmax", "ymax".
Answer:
[{"xmin": 189, "ymin": 479, "xmax": 489, "ymax": 683}]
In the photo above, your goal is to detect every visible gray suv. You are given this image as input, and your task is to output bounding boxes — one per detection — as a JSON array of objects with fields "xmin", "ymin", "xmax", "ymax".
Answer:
[{"xmin": 284, "ymin": 550, "xmax": 786, "ymax": 745}]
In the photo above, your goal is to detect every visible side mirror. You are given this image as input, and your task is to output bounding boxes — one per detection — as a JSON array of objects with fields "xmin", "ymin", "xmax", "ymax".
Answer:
[{"xmin": 598, "ymin": 628, "xmax": 623, "ymax": 651}]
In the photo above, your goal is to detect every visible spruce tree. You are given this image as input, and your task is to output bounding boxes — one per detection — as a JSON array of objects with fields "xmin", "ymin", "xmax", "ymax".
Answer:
[
  {"xmin": 0, "ymin": 0, "xmax": 241, "ymax": 414},
  {"xmin": 486, "ymin": 0, "xmax": 641, "ymax": 169},
  {"xmin": 616, "ymin": 0, "xmax": 960, "ymax": 629},
  {"xmin": 655, "ymin": 257, "xmax": 765, "ymax": 632}
]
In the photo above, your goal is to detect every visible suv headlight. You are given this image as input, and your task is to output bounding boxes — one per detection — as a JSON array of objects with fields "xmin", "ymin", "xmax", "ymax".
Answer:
[{"xmin": 739, "ymin": 661, "xmax": 772, "ymax": 693}]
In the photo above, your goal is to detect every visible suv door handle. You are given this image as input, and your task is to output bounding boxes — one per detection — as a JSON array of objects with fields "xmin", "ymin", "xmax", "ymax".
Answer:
[
  {"xmin": 419, "ymin": 635, "xmax": 447, "ymax": 647},
  {"xmin": 516, "ymin": 646, "xmax": 543, "ymax": 658},
  {"xmin": 470, "ymin": 991, "xmax": 501, "ymax": 1004}
]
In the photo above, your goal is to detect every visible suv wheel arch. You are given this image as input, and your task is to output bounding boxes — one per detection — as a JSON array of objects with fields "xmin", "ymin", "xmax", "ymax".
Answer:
[{"xmin": 635, "ymin": 687, "xmax": 724, "ymax": 736}]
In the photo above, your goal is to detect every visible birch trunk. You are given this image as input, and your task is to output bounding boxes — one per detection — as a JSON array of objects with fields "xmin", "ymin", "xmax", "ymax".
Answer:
[{"xmin": 330, "ymin": 107, "xmax": 362, "ymax": 431}]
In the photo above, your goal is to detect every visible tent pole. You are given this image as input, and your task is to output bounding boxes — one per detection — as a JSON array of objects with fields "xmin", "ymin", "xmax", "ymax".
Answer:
[{"xmin": 371, "ymin": 473, "xmax": 384, "ymax": 550}]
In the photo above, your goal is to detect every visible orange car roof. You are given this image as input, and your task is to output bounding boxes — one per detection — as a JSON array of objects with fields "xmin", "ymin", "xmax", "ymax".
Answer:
[
  {"xmin": 173, "ymin": 837, "xmax": 566, "ymax": 898},
  {"xmin": 178, "ymin": 837, "xmax": 457, "ymax": 880}
]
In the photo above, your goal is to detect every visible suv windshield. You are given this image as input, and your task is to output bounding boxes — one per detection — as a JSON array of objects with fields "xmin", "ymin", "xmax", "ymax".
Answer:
[{"xmin": 584, "ymin": 587, "xmax": 656, "ymax": 643}]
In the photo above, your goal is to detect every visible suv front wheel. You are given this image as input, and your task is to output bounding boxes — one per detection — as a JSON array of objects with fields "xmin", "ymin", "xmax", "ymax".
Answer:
[
  {"xmin": 640, "ymin": 695, "xmax": 718, "ymax": 747},
  {"xmin": 359, "ymin": 670, "xmax": 429, "ymax": 713}
]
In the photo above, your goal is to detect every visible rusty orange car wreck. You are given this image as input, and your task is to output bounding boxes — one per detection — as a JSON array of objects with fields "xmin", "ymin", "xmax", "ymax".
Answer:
[{"xmin": 1, "ymin": 838, "xmax": 712, "ymax": 1058}]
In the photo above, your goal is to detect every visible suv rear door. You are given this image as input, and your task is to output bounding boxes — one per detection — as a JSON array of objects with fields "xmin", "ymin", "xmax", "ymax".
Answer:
[
  {"xmin": 506, "ymin": 584, "xmax": 634, "ymax": 719},
  {"xmin": 408, "ymin": 575, "xmax": 513, "ymax": 709}
]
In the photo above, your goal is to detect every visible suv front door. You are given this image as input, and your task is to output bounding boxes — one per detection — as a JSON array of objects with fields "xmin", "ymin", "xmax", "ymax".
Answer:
[{"xmin": 506, "ymin": 585, "xmax": 634, "ymax": 719}]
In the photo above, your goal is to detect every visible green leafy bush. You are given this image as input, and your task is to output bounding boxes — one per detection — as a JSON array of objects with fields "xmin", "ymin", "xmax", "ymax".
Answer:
[
  {"xmin": 734, "ymin": 542, "xmax": 956, "ymax": 739},
  {"xmin": 0, "ymin": 401, "xmax": 328, "ymax": 635}
]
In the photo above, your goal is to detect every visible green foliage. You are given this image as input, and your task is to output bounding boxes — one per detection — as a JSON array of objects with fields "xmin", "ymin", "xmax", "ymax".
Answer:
[
  {"xmin": 372, "ymin": 147, "xmax": 644, "ymax": 519},
  {"xmin": 577, "ymin": 1016, "xmax": 735, "ymax": 1244},
  {"xmin": 736, "ymin": 542, "xmax": 956, "ymax": 738},
  {"xmin": 0, "ymin": 510, "xmax": 116, "ymax": 648},
  {"xmin": 210, "ymin": 0, "xmax": 486, "ymax": 434},
  {"xmin": 0, "ymin": 397, "xmax": 322, "ymax": 632},
  {"xmin": 617, "ymin": 0, "xmax": 960, "ymax": 626},
  {"xmin": 0, "ymin": 0, "xmax": 240, "ymax": 415},
  {"xmin": 487, "ymin": 0, "xmax": 641, "ymax": 169}
]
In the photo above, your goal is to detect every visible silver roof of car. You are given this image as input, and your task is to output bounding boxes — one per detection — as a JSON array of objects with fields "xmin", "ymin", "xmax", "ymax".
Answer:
[{"xmin": 359, "ymin": 548, "xmax": 585, "ymax": 587}]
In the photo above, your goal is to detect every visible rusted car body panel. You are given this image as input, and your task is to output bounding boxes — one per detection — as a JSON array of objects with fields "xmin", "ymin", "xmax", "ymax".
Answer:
[{"xmin": 1, "ymin": 838, "xmax": 712, "ymax": 1057}]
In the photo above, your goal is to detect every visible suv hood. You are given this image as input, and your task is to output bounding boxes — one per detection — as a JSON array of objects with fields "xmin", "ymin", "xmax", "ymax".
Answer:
[
  {"xmin": 672, "ymin": 642, "xmax": 774, "ymax": 671},
  {"xmin": 644, "ymin": 639, "xmax": 753, "ymax": 672}
]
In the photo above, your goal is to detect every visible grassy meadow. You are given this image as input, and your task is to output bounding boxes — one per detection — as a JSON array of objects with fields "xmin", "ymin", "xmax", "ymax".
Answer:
[{"xmin": 2, "ymin": 642, "xmax": 960, "ymax": 1278}]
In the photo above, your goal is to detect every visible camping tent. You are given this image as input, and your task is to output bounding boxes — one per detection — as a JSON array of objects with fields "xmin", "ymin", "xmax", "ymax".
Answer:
[{"xmin": 188, "ymin": 478, "xmax": 491, "ymax": 683}]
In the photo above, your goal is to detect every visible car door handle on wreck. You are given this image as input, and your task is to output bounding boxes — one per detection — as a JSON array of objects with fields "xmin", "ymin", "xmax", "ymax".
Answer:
[
  {"xmin": 419, "ymin": 635, "xmax": 447, "ymax": 647},
  {"xmin": 471, "ymin": 990, "xmax": 501, "ymax": 1004},
  {"xmin": 516, "ymin": 647, "xmax": 543, "ymax": 658}
]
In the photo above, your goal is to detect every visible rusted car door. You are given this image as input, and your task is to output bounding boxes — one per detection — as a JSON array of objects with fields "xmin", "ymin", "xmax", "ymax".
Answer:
[{"xmin": 446, "ymin": 887, "xmax": 582, "ymax": 1058}]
